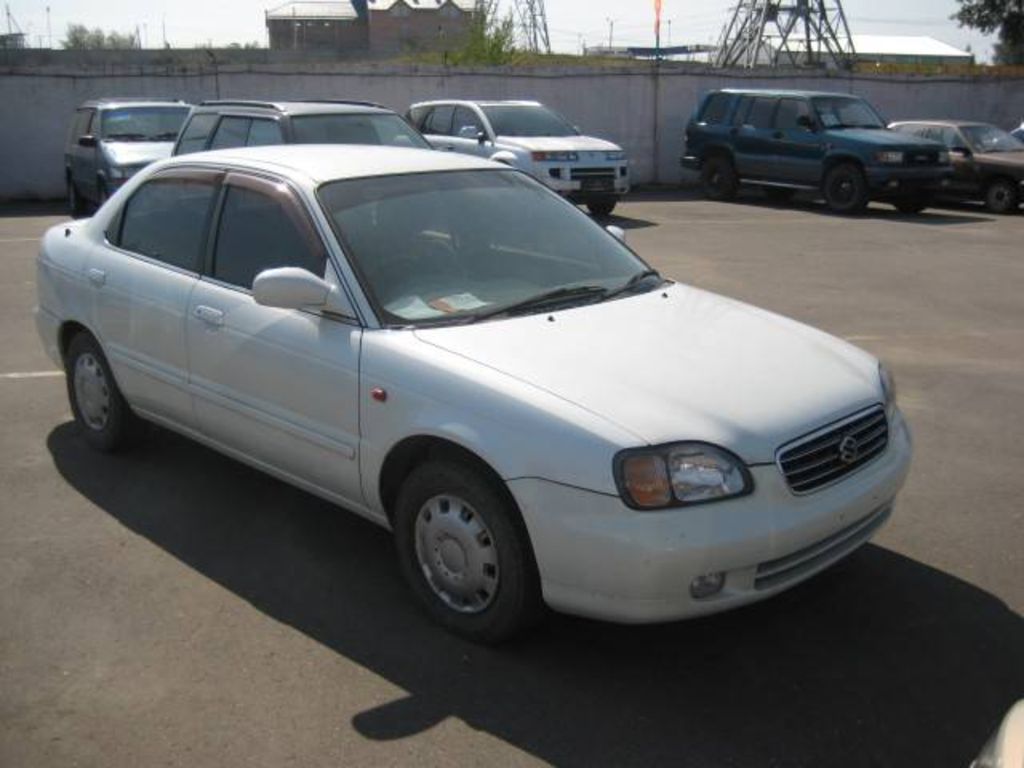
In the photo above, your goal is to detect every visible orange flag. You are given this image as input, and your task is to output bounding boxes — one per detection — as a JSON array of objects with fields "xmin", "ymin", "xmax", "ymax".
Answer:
[{"xmin": 655, "ymin": 0, "xmax": 663, "ymax": 38}]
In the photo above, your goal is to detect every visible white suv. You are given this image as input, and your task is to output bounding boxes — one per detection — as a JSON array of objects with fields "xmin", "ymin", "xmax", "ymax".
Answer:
[{"xmin": 408, "ymin": 100, "xmax": 630, "ymax": 216}]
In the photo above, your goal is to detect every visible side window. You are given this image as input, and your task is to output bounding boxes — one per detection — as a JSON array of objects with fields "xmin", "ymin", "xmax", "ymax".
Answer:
[
  {"xmin": 939, "ymin": 127, "xmax": 961, "ymax": 148},
  {"xmin": 118, "ymin": 177, "xmax": 218, "ymax": 271},
  {"xmin": 176, "ymin": 113, "xmax": 218, "ymax": 154},
  {"xmin": 746, "ymin": 98, "xmax": 777, "ymax": 130},
  {"xmin": 247, "ymin": 119, "xmax": 283, "ymax": 146},
  {"xmin": 424, "ymin": 105, "xmax": 455, "ymax": 136},
  {"xmin": 209, "ymin": 117, "xmax": 251, "ymax": 150},
  {"xmin": 775, "ymin": 99, "xmax": 811, "ymax": 130},
  {"xmin": 731, "ymin": 96, "xmax": 752, "ymax": 126},
  {"xmin": 699, "ymin": 93, "xmax": 731, "ymax": 125},
  {"xmin": 452, "ymin": 106, "xmax": 485, "ymax": 138},
  {"xmin": 212, "ymin": 182, "xmax": 326, "ymax": 290}
]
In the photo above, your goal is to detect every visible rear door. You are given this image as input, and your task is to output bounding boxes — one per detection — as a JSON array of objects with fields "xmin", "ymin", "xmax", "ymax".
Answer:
[
  {"xmin": 186, "ymin": 171, "xmax": 363, "ymax": 504},
  {"xmin": 771, "ymin": 98, "xmax": 825, "ymax": 185},
  {"xmin": 732, "ymin": 96, "xmax": 778, "ymax": 179}
]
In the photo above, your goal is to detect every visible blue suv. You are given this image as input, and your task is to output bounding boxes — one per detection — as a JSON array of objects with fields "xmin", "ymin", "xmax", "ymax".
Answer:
[{"xmin": 682, "ymin": 89, "xmax": 952, "ymax": 214}]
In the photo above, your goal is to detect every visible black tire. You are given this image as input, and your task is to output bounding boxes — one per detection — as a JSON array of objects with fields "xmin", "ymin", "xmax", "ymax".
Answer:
[
  {"xmin": 393, "ymin": 459, "xmax": 543, "ymax": 644},
  {"xmin": 893, "ymin": 195, "xmax": 931, "ymax": 215},
  {"xmin": 67, "ymin": 178, "xmax": 88, "ymax": 219},
  {"xmin": 701, "ymin": 154, "xmax": 739, "ymax": 201},
  {"xmin": 586, "ymin": 197, "xmax": 618, "ymax": 217},
  {"xmin": 985, "ymin": 178, "xmax": 1020, "ymax": 214},
  {"xmin": 763, "ymin": 187, "xmax": 795, "ymax": 204},
  {"xmin": 822, "ymin": 163, "xmax": 869, "ymax": 214},
  {"xmin": 65, "ymin": 332, "xmax": 144, "ymax": 453}
]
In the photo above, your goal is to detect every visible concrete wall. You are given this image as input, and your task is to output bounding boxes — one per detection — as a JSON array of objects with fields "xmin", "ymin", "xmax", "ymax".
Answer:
[{"xmin": 1, "ymin": 62, "xmax": 1022, "ymax": 200}]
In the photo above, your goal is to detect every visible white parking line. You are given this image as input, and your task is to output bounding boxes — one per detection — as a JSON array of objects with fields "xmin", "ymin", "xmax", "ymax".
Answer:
[
  {"xmin": 0, "ymin": 237, "xmax": 40, "ymax": 243},
  {"xmin": 0, "ymin": 371, "xmax": 63, "ymax": 380}
]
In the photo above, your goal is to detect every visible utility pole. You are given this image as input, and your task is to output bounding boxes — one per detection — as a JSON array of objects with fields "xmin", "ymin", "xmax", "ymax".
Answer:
[
  {"xmin": 511, "ymin": 0, "xmax": 551, "ymax": 54},
  {"xmin": 606, "ymin": 17, "xmax": 615, "ymax": 49}
]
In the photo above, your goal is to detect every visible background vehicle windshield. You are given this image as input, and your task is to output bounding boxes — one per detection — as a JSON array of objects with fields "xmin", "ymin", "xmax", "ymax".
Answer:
[
  {"xmin": 319, "ymin": 170, "xmax": 646, "ymax": 325},
  {"xmin": 291, "ymin": 114, "xmax": 430, "ymax": 148},
  {"xmin": 100, "ymin": 107, "xmax": 189, "ymax": 141},
  {"xmin": 961, "ymin": 124, "xmax": 1024, "ymax": 153},
  {"xmin": 811, "ymin": 97, "xmax": 885, "ymax": 129},
  {"xmin": 480, "ymin": 105, "xmax": 578, "ymax": 137}
]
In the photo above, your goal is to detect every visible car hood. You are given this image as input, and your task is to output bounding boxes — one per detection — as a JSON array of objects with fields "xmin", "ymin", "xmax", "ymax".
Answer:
[
  {"xmin": 976, "ymin": 150, "xmax": 1024, "ymax": 174},
  {"xmin": 413, "ymin": 283, "xmax": 881, "ymax": 463},
  {"xmin": 826, "ymin": 128, "xmax": 943, "ymax": 150},
  {"xmin": 498, "ymin": 135, "xmax": 622, "ymax": 153},
  {"xmin": 101, "ymin": 141, "xmax": 175, "ymax": 166}
]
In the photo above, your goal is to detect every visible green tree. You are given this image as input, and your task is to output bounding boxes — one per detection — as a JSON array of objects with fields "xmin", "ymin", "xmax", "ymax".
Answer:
[
  {"xmin": 61, "ymin": 23, "xmax": 138, "ymax": 50},
  {"xmin": 952, "ymin": 0, "xmax": 1024, "ymax": 64},
  {"xmin": 450, "ymin": 0, "xmax": 517, "ymax": 65}
]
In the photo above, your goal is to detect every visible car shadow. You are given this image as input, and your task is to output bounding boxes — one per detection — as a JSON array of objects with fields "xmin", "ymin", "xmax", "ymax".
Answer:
[
  {"xmin": 47, "ymin": 422, "xmax": 1024, "ymax": 767},
  {"xmin": 748, "ymin": 192, "xmax": 995, "ymax": 225}
]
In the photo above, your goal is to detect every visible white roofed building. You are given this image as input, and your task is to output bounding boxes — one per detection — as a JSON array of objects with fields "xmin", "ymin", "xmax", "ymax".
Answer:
[{"xmin": 851, "ymin": 35, "xmax": 974, "ymax": 66}]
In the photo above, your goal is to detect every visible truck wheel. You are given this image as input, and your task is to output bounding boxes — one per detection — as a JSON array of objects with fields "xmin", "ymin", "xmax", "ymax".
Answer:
[
  {"xmin": 586, "ymin": 197, "xmax": 618, "ymax": 217},
  {"xmin": 65, "ymin": 332, "xmax": 144, "ymax": 453},
  {"xmin": 393, "ymin": 459, "xmax": 543, "ymax": 644},
  {"xmin": 985, "ymin": 178, "xmax": 1019, "ymax": 214},
  {"xmin": 701, "ymin": 155, "xmax": 738, "ymax": 201},
  {"xmin": 823, "ymin": 163, "xmax": 869, "ymax": 214}
]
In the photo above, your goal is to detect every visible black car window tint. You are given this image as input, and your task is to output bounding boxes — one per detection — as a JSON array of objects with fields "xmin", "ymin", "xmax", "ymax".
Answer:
[
  {"xmin": 119, "ymin": 178, "xmax": 218, "ymax": 271},
  {"xmin": 176, "ymin": 113, "xmax": 219, "ymax": 154},
  {"xmin": 425, "ymin": 105, "xmax": 455, "ymax": 136},
  {"xmin": 209, "ymin": 117, "xmax": 251, "ymax": 150}
]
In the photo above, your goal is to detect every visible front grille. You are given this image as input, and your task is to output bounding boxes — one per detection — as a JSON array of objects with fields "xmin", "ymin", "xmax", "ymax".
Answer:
[
  {"xmin": 905, "ymin": 151, "xmax": 940, "ymax": 166},
  {"xmin": 778, "ymin": 407, "xmax": 888, "ymax": 494},
  {"xmin": 754, "ymin": 504, "xmax": 890, "ymax": 590},
  {"xmin": 570, "ymin": 167, "xmax": 616, "ymax": 180}
]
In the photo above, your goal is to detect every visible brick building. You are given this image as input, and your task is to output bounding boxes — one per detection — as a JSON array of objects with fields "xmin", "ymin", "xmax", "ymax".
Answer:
[{"xmin": 266, "ymin": 0, "xmax": 474, "ymax": 54}]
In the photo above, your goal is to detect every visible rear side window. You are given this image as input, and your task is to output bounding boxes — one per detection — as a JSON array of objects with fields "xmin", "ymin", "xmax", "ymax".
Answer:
[
  {"xmin": 699, "ymin": 93, "xmax": 732, "ymax": 125},
  {"xmin": 212, "ymin": 184, "xmax": 326, "ymax": 289},
  {"xmin": 775, "ymin": 99, "xmax": 811, "ymax": 130},
  {"xmin": 424, "ymin": 105, "xmax": 455, "ymax": 135},
  {"xmin": 118, "ymin": 178, "xmax": 218, "ymax": 271},
  {"xmin": 247, "ymin": 119, "xmax": 283, "ymax": 146},
  {"xmin": 745, "ymin": 98, "xmax": 777, "ymax": 129},
  {"xmin": 209, "ymin": 117, "xmax": 251, "ymax": 150},
  {"xmin": 176, "ymin": 113, "xmax": 218, "ymax": 154}
]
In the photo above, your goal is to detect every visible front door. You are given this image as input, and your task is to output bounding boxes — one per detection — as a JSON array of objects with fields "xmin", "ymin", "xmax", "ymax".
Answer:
[
  {"xmin": 771, "ymin": 98, "xmax": 826, "ymax": 186},
  {"xmin": 186, "ymin": 172, "xmax": 363, "ymax": 506}
]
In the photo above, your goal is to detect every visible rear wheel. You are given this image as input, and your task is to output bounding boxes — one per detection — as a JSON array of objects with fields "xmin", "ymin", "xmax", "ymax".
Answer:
[
  {"xmin": 893, "ymin": 195, "xmax": 931, "ymax": 214},
  {"xmin": 701, "ymin": 155, "xmax": 739, "ymax": 201},
  {"xmin": 393, "ymin": 459, "xmax": 543, "ymax": 644},
  {"xmin": 985, "ymin": 178, "xmax": 1019, "ymax": 214},
  {"xmin": 586, "ymin": 197, "xmax": 618, "ymax": 218},
  {"xmin": 65, "ymin": 332, "xmax": 144, "ymax": 452},
  {"xmin": 823, "ymin": 163, "xmax": 869, "ymax": 214}
]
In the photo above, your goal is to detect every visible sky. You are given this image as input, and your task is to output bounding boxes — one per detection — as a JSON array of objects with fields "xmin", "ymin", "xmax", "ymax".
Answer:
[{"xmin": 6, "ymin": 0, "xmax": 996, "ymax": 61}]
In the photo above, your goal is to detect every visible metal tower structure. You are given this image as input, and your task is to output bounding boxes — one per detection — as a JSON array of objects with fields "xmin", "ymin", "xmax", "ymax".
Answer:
[
  {"xmin": 714, "ymin": 0, "xmax": 856, "ymax": 69},
  {"xmin": 511, "ymin": 0, "xmax": 551, "ymax": 54}
]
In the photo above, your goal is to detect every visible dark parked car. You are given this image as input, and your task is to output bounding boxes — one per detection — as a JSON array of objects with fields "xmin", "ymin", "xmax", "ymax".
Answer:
[
  {"xmin": 682, "ymin": 89, "xmax": 952, "ymax": 214},
  {"xmin": 173, "ymin": 99, "xmax": 431, "ymax": 155},
  {"xmin": 65, "ymin": 98, "xmax": 190, "ymax": 216},
  {"xmin": 892, "ymin": 120, "xmax": 1024, "ymax": 213}
]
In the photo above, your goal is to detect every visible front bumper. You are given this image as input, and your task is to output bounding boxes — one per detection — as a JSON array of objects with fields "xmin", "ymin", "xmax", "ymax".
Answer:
[
  {"xmin": 535, "ymin": 162, "xmax": 630, "ymax": 198},
  {"xmin": 509, "ymin": 412, "xmax": 912, "ymax": 624},
  {"xmin": 866, "ymin": 165, "xmax": 953, "ymax": 195}
]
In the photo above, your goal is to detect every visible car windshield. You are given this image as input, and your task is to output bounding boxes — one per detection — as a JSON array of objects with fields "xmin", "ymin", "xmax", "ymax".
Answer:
[
  {"xmin": 812, "ymin": 97, "xmax": 886, "ymax": 129},
  {"xmin": 318, "ymin": 170, "xmax": 654, "ymax": 326},
  {"xmin": 961, "ymin": 124, "xmax": 1024, "ymax": 153},
  {"xmin": 480, "ymin": 105, "xmax": 578, "ymax": 137},
  {"xmin": 100, "ymin": 106, "xmax": 189, "ymax": 141},
  {"xmin": 290, "ymin": 114, "xmax": 430, "ymax": 148}
]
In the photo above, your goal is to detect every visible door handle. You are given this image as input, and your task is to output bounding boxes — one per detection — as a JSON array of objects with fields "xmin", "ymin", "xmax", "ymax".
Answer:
[
  {"xmin": 193, "ymin": 305, "xmax": 224, "ymax": 326},
  {"xmin": 87, "ymin": 268, "xmax": 106, "ymax": 287}
]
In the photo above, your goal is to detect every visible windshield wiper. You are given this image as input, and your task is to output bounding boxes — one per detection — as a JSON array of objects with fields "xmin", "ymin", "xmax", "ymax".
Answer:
[
  {"xmin": 471, "ymin": 284, "xmax": 608, "ymax": 322},
  {"xmin": 104, "ymin": 132, "xmax": 146, "ymax": 141},
  {"xmin": 604, "ymin": 269, "xmax": 663, "ymax": 301},
  {"xmin": 148, "ymin": 131, "xmax": 180, "ymax": 141}
]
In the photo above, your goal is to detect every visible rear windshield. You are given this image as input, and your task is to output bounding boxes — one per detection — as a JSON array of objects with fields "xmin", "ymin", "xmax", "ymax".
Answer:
[
  {"xmin": 290, "ymin": 114, "xmax": 430, "ymax": 148},
  {"xmin": 480, "ymin": 105, "xmax": 578, "ymax": 137},
  {"xmin": 100, "ymin": 107, "xmax": 189, "ymax": 142}
]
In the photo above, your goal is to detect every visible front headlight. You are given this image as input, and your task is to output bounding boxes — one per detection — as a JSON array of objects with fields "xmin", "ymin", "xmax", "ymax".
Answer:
[
  {"xmin": 879, "ymin": 362, "xmax": 897, "ymax": 416},
  {"xmin": 875, "ymin": 151, "xmax": 905, "ymax": 165},
  {"xmin": 614, "ymin": 442, "xmax": 752, "ymax": 510},
  {"xmin": 605, "ymin": 150, "xmax": 626, "ymax": 161},
  {"xmin": 531, "ymin": 151, "xmax": 579, "ymax": 162}
]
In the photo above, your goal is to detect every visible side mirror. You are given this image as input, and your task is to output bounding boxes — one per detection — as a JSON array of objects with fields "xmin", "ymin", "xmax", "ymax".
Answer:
[
  {"xmin": 477, "ymin": 130, "xmax": 488, "ymax": 145},
  {"xmin": 457, "ymin": 125, "xmax": 479, "ymax": 140},
  {"xmin": 78, "ymin": 135, "xmax": 98, "ymax": 148},
  {"xmin": 253, "ymin": 267, "xmax": 355, "ymax": 318},
  {"xmin": 796, "ymin": 115, "xmax": 816, "ymax": 131},
  {"xmin": 606, "ymin": 225, "xmax": 626, "ymax": 243},
  {"xmin": 951, "ymin": 145, "xmax": 972, "ymax": 157}
]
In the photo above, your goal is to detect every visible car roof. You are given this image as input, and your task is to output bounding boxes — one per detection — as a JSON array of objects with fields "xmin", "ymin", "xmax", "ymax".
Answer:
[
  {"xmin": 411, "ymin": 100, "xmax": 543, "ymax": 109},
  {"xmin": 192, "ymin": 100, "xmax": 392, "ymax": 116},
  {"xmin": 890, "ymin": 120, "xmax": 991, "ymax": 129},
  {"xmin": 167, "ymin": 144, "xmax": 500, "ymax": 184},
  {"xmin": 79, "ymin": 98, "xmax": 188, "ymax": 110},
  {"xmin": 711, "ymin": 89, "xmax": 859, "ymax": 99}
]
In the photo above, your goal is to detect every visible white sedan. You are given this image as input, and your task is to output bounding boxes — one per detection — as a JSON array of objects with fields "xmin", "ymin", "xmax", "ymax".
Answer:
[{"xmin": 35, "ymin": 145, "xmax": 911, "ymax": 642}]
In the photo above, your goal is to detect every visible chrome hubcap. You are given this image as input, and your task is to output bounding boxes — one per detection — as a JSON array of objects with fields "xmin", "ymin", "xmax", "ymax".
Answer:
[
  {"xmin": 414, "ymin": 494, "xmax": 499, "ymax": 614},
  {"xmin": 73, "ymin": 353, "xmax": 110, "ymax": 430}
]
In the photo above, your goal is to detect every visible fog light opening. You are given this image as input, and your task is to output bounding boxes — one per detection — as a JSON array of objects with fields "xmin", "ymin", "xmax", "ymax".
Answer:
[{"xmin": 690, "ymin": 572, "xmax": 726, "ymax": 599}]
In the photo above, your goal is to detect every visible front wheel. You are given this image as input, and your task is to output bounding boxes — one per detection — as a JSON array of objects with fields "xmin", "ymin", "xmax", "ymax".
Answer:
[
  {"xmin": 701, "ymin": 155, "xmax": 739, "ymax": 201},
  {"xmin": 65, "ymin": 332, "xmax": 144, "ymax": 452},
  {"xmin": 586, "ymin": 197, "xmax": 618, "ymax": 217},
  {"xmin": 985, "ymin": 178, "xmax": 1020, "ymax": 214},
  {"xmin": 393, "ymin": 460, "xmax": 543, "ymax": 644},
  {"xmin": 823, "ymin": 163, "xmax": 869, "ymax": 214}
]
